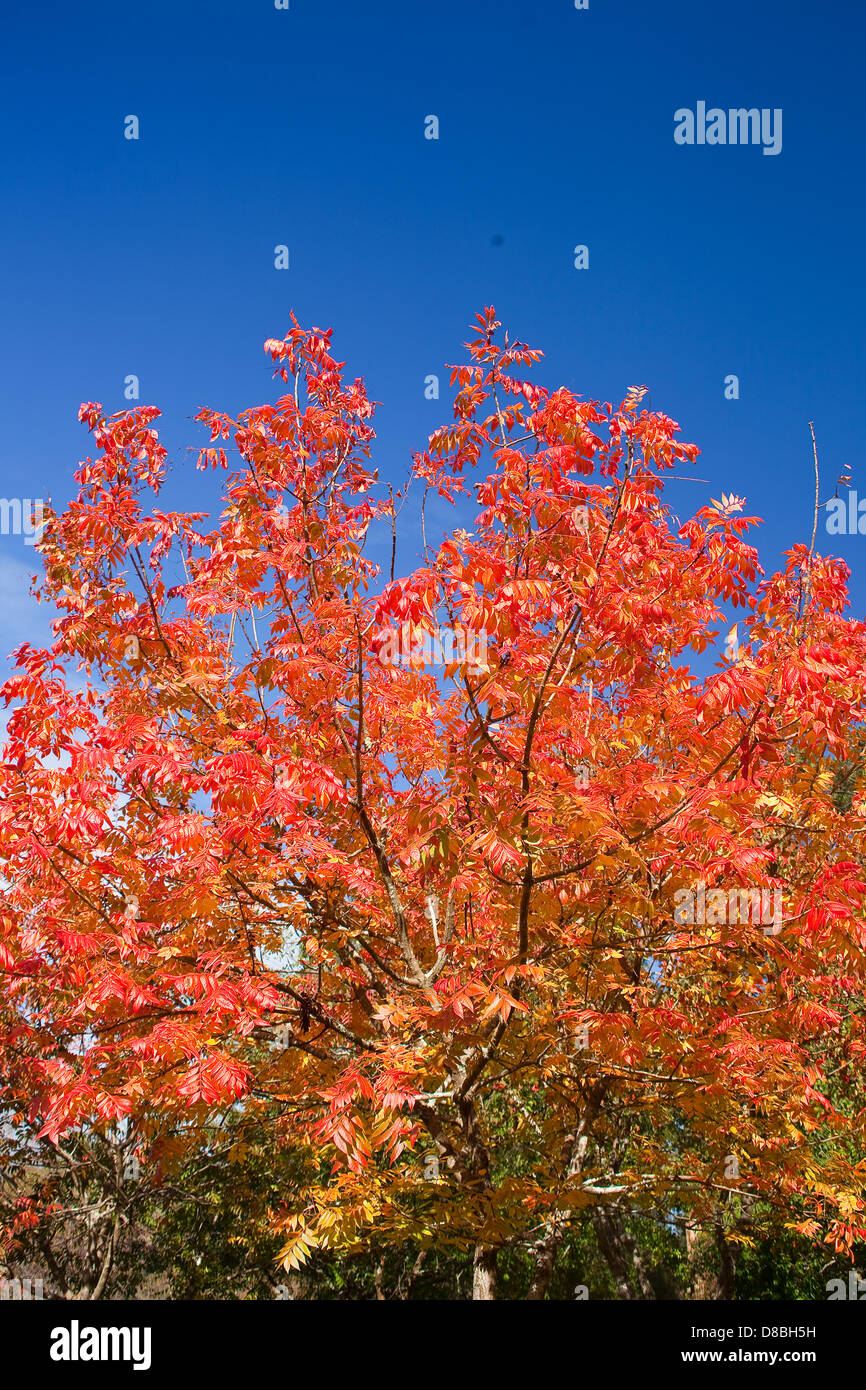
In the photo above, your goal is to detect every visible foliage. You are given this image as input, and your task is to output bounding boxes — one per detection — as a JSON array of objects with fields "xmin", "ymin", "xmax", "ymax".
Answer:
[{"xmin": 1, "ymin": 310, "xmax": 865, "ymax": 1299}]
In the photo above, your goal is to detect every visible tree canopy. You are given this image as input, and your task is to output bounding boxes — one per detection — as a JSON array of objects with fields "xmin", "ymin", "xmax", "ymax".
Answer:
[{"xmin": 1, "ymin": 310, "xmax": 864, "ymax": 1299}]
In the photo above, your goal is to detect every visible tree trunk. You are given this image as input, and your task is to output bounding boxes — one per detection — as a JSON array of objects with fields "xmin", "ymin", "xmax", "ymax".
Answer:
[
  {"xmin": 526, "ymin": 1228, "xmax": 560, "ymax": 1300},
  {"xmin": 686, "ymin": 1219, "xmax": 736, "ymax": 1299},
  {"xmin": 591, "ymin": 1209, "xmax": 655, "ymax": 1300},
  {"xmin": 472, "ymin": 1245, "xmax": 497, "ymax": 1300},
  {"xmin": 526, "ymin": 1101, "xmax": 601, "ymax": 1300}
]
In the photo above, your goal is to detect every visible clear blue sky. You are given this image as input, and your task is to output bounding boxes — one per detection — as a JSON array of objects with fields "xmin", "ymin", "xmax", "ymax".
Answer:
[{"xmin": 1, "ymin": 0, "xmax": 864, "ymax": 670}]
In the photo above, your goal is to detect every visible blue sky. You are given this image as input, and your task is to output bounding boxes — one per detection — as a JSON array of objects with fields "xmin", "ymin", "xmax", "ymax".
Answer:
[{"xmin": 1, "ymin": 0, "xmax": 864, "ymax": 671}]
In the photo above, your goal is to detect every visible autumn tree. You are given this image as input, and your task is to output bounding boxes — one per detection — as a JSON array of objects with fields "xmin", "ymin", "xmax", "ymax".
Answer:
[{"xmin": 1, "ymin": 310, "xmax": 864, "ymax": 1300}]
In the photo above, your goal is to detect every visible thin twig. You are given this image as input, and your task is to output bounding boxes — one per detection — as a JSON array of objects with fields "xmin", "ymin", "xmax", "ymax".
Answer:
[{"xmin": 803, "ymin": 421, "xmax": 820, "ymax": 624}]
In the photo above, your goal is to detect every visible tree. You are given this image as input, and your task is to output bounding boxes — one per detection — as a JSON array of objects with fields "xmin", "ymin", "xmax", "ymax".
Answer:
[{"xmin": 1, "ymin": 309, "xmax": 864, "ymax": 1300}]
